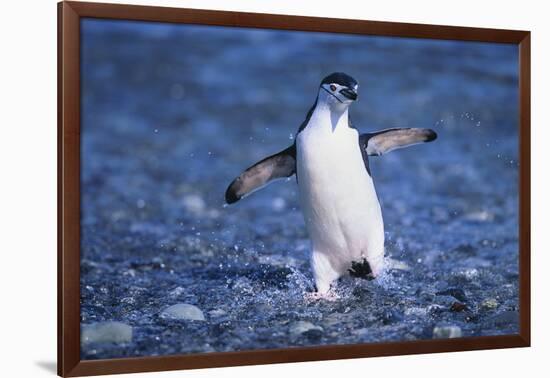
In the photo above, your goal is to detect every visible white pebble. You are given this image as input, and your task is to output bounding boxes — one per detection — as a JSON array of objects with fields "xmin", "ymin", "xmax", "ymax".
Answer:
[
  {"xmin": 161, "ymin": 303, "xmax": 205, "ymax": 321},
  {"xmin": 81, "ymin": 321, "xmax": 133, "ymax": 344},
  {"xmin": 433, "ymin": 325, "xmax": 462, "ymax": 339}
]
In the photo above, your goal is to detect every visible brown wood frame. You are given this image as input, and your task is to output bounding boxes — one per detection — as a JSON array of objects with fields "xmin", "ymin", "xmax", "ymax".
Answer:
[{"xmin": 58, "ymin": 1, "xmax": 531, "ymax": 376}]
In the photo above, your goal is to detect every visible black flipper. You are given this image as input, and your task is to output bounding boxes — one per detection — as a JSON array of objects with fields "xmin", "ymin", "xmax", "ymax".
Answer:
[
  {"xmin": 360, "ymin": 128, "xmax": 437, "ymax": 156},
  {"xmin": 225, "ymin": 145, "xmax": 296, "ymax": 204}
]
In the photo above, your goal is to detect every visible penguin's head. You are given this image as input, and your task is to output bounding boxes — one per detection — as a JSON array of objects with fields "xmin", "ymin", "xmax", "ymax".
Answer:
[{"xmin": 318, "ymin": 72, "xmax": 359, "ymax": 109}]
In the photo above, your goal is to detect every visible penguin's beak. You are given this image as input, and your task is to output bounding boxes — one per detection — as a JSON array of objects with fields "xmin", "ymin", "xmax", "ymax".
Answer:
[{"xmin": 340, "ymin": 87, "xmax": 358, "ymax": 101}]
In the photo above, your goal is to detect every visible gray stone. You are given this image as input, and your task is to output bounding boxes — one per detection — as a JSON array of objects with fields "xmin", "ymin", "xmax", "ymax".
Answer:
[
  {"xmin": 81, "ymin": 321, "xmax": 133, "ymax": 344},
  {"xmin": 208, "ymin": 309, "xmax": 227, "ymax": 317},
  {"xmin": 289, "ymin": 321, "xmax": 323, "ymax": 336},
  {"xmin": 161, "ymin": 303, "xmax": 206, "ymax": 321}
]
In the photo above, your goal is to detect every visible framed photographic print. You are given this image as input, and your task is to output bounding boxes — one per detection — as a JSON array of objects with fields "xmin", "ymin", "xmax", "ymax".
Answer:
[{"xmin": 58, "ymin": 1, "xmax": 530, "ymax": 376}]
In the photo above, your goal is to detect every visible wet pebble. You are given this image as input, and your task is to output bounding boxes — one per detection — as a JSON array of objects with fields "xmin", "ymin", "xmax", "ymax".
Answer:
[
  {"xmin": 289, "ymin": 321, "xmax": 323, "ymax": 337},
  {"xmin": 432, "ymin": 325, "xmax": 462, "ymax": 339},
  {"xmin": 161, "ymin": 304, "xmax": 206, "ymax": 321},
  {"xmin": 436, "ymin": 288, "xmax": 467, "ymax": 302},
  {"xmin": 382, "ymin": 309, "xmax": 403, "ymax": 325},
  {"xmin": 208, "ymin": 309, "xmax": 227, "ymax": 317},
  {"xmin": 427, "ymin": 304, "xmax": 446, "ymax": 315},
  {"xmin": 481, "ymin": 298, "xmax": 499, "ymax": 310},
  {"xmin": 81, "ymin": 321, "xmax": 133, "ymax": 344},
  {"xmin": 404, "ymin": 307, "xmax": 428, "ymax": 317},
  {"xmin": 168, "ymin": 286, "xmax": 185, "ymax": 298},
  {"xmin": 450, "ymin": 302, "xmax": 468, "ymax": 312}
]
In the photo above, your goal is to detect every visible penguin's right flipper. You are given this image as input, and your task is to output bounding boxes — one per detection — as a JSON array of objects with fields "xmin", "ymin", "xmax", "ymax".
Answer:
[
  {"xmin": 360, "ymin": 128, "xmax": 437, "ymax": 156},
  {"xmin": 225, "ymin": 145, "xmax": 296, "ymax": 204}
]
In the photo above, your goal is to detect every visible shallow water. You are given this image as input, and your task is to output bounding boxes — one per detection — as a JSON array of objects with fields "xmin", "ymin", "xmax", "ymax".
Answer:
[{"xmin": 80, "ymin": 19, "xmax": 519, "ymax": 359}]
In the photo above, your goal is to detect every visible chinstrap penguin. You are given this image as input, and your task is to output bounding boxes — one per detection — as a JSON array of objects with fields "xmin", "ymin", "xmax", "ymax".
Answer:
[{"xmin": 225, "ymin": 72, "xmax": 437, "ymax": 294}]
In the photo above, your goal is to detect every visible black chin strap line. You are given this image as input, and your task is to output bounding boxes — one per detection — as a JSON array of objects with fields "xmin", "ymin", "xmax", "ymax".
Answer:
[{"xmin": 321, "ymin": 85, "xmax": 344, "ymax": 104}]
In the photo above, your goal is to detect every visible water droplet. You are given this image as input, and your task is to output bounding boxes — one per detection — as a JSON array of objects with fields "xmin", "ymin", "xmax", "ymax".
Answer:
[
  {"xmin": 289, "ymin": 133, "xmax": 294, "ymax": 140},
  {"xmin": 136, "ymin": 199, "xmax": 146, "ymax": 208},
  {"xmin": 154, "ymin": 129, "xmax": 159, "ymax": 133}
]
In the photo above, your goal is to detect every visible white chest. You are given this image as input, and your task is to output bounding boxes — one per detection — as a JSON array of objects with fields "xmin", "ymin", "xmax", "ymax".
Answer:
[
  {"xmin": 296, "ymin": 108, "xmax": 374, "ymax": 206},
  {"xmin": 295, "ymin": 106, "xmax": 385, "ymax": 275}
]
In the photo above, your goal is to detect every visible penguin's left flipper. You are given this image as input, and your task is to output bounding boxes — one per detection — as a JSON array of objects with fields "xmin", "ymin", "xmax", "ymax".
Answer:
[
  {"xmin": 360, "ymin": 128, "xmax": 437, "ymax": 156},
  {"xmin": 225, "ymin": 145, "xmax": 296, "ymax": 204}
]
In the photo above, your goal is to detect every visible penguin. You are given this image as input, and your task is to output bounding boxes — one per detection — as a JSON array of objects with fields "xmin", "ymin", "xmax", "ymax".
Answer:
[{"xmin": 225, "ymin": 72, "xmax": 437, "ymax": 294}]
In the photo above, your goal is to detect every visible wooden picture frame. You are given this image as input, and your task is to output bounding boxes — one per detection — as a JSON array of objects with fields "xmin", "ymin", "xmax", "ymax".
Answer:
[{"xmin": 58, "ymin": 1, "xmax": 531, "ymax": 376}]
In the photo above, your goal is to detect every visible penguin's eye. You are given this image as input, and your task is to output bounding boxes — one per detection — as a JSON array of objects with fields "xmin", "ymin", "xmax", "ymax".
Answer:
[{"xmin": 330, "ymin": 84, "xmax": 337, "ymax": 92}]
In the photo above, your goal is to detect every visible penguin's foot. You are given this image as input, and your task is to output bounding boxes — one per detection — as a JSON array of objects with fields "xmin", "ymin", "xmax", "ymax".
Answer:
[
  {"xmin": 304, "ymin": 288, "xmax": 340, "ymax": 302},
  {"xmin": 348, "ymin": 258, "xmax": 375, "ymax": 280}
]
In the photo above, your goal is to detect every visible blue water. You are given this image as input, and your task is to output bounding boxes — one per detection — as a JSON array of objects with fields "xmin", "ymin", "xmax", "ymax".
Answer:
[{"xmin": 80, "ymin": 18, "xmax": 519, "ymax": 359}]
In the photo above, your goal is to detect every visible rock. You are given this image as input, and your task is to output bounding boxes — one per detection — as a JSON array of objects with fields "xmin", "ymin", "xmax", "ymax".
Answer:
[
  {"xmin": 302, "ymin": 328, "xmax": 323, "ymax": 340},
  {"xmin": 81, "ymin": 321, "xmax": 132, "ymax": 344},
  {"xmin": 450, "ymin": 302, "xmax": 467, "ymax": 312},
  {"xmin": 161, "ymin": 304, "xmax": 206, "ymax": 321},
  {"xmin": 168, "ymin": 286, "xmax": 185, "ymax": 298},
  {"xmin": 481, "ymin": 298, "xmax": 499, "ymax": 310},
  {"xmin": 352, "ymin": 328, "xmax": 370, "ymax": 337},
  {"xmin": 382, "ymin": 309, "xmax": 403, "ymax": 325},
  {"xmin": 208, "ymin": 309, "xmax": 227, "ymax": 317},
  {"xmin": 404, "ymin": 307, "xmax": 428, "ymax": 317},
  {"xmin": 452, "ymin": 243, "xmax": 476, "ymax": 255},
  {"xmin": 436, "ymin": 288, "xmax": 467, "ymax": 302},
  {"xmin": 433, "ymin": 325, "xmax": 462, "ymax": 339},
  {"xmin": 427, "ymin": 304, "xmax": 446, "ymax": 315},
  {"xmin": 289, "ymin": 321, "xmax": 323, "ymax": 337}
]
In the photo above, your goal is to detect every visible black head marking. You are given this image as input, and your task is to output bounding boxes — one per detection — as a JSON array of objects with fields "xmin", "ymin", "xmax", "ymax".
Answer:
[{"xmin": 321, "ymin": 72, "xmax": 358, "ymax": 88}]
